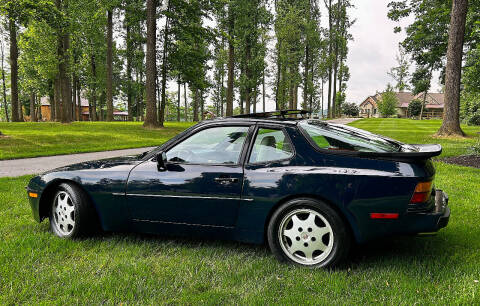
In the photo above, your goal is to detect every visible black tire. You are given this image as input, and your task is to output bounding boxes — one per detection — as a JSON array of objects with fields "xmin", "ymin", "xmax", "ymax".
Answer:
[
  {"xmin": 267, "ymin": 198, "xmax": 351, "ymax": 268},
  {"xmin": 49, "ymin": 182, "xmax": 99, "ymax": 238}
]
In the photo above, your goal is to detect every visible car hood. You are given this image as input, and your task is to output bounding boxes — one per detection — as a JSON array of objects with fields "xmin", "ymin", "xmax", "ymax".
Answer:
[{"xmin": 44, "ymin": 155, "xmax": 144, "ymax": 174}]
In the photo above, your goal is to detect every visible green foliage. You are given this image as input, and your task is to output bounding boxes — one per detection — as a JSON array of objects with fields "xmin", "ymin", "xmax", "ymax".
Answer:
[
  {"xmin": 407, "ymin": 99, "xmax": 422, "ymax": 117},
  {"xmin": 461, "ymin": 92, "xmax": 480, "ymax": 126},
  {"xmin": 469, "ymin": 138, "xmax": 480, "ymax": 155},
  {"xmin": 378, "ymin": 85, "xmax": 398, "ymax": 117},
  {"xmin": 342, "ymin": 102, "xmax": 359, "ymax": 117},
  {"xmin": 335, "ymin": 91, "xmax": 345, "ymax": 115},
  {"xmin": 388, "ymin": 44, "xmax": 410, "ymax": 91}
]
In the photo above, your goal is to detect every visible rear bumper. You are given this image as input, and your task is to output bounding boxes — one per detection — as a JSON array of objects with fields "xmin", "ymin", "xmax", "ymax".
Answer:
[
  {"xmin": 357, "ymin": 189, "xmax": 450, "ymax": 243},
  {"xmin": 400, "ymin": 189, "xmax": 450, "ymax": 234}
]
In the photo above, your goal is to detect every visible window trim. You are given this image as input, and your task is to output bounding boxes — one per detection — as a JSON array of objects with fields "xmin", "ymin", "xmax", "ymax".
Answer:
[
  {"xmin": 246, "ymin": 124, "xmax": 296, "ymax": 166},
  {"xmin": 153, "ymin": 123, "xmax": 255, "ymax": 167}
]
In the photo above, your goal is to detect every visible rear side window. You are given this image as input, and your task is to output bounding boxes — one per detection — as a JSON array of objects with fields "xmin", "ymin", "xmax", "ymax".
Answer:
[
  {"xmin": 249, "ymin": 128, "xmax": 293, "ymax": 163},
  {"xmin": 299, "ymin": 120, "xmax": 401, "ymax": 153}
]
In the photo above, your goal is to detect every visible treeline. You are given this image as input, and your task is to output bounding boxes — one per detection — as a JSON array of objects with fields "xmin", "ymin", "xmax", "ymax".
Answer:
[{"xmin": 0, "ymin": 0, "xmax": 353, "ymax": 126}]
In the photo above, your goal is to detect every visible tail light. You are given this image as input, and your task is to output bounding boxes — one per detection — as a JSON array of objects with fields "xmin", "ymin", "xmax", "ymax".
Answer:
[{"xmin": 410, "ymin": 181, "xmax": 433, "ymax": 204}]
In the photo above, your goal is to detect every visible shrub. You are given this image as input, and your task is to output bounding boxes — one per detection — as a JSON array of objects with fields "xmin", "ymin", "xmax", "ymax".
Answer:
[
  {"xmin": 461, "ymin": 92, "xmax": 480, "ymax": 125},
  {"xmin": 342, "ymin": 102, "xmax": 359, "ymax": 117},
  {"xmin": 407, "ymin": 99, "xmax": 422, "ymax": 117},
  {"xmin": 469, "ymin": 138, "xmax": 480, "ymax": 155},
  {"xmin": 378, "ymin": 85, "xmax": 398, "ymax": 117}
]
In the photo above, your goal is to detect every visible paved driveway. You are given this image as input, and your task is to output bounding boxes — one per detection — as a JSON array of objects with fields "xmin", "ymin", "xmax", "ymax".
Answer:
[{"xmin": 0, "ymin": 147, "xmax": 155, "ymax": 178}]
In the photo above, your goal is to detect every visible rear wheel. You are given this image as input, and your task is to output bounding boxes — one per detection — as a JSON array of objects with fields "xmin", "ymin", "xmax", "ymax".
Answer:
[
  {"xmin": 49, "ymin": 183, "xmax": 98, "ymax": 238},
  {"xmin": 267, "ymin": 198, "xmax": 351, "ymax": 268}
]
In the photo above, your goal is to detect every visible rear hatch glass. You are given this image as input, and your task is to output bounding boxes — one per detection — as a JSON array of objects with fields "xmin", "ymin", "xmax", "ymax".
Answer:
[{"xmin": 299, "ymin": 120, "xmax": 415, "ymax": 153}]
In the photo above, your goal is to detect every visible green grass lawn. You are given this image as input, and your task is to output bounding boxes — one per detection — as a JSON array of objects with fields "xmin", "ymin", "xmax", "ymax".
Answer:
[
  {"xmin": 1, "ymin": 118, "xmax": 480, "ymax": 303},
  {"xmin": 350, "ymin": 118, "xmax": 480, "ymax": 157},
  {"xmin": 0, "ymin": 121, "xmax": 194, "ymax": 160}
]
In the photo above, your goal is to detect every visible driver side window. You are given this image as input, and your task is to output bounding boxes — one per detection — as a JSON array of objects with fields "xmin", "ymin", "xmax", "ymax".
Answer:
[{"xmin": 166, "ymin": 126, "xmax": 249, "ymax": 164}]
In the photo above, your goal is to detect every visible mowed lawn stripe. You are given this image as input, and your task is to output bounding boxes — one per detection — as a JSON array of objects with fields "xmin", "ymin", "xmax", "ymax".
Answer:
[
  {"xmin": 0, "ymin": 122, "xmax": 194, "ymax": 160},
  {"xmin": 350, "ymin": 118, "xmax": 480, "ymax": 157}
]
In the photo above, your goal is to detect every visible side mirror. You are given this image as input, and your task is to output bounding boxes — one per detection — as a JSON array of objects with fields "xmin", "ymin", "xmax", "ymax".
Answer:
[{"xmin": 156, "ymin": 151, "xmax": 168, "ymax": 171}]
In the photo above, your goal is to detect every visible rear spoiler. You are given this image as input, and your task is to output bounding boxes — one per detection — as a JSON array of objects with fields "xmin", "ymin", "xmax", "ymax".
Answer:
[{"xmin": 356, "ymin": 144, "xmax": 442, "ymax": 160}]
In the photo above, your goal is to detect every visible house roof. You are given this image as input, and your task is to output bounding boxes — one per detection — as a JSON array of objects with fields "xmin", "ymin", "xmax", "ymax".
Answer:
[
  {"xmin": 398, "ymin": 92, "xmax": 445, "ymax": 108},
  {"xmin": 360, "ymin": 91, "xmax": 445, "ymax": 109}
]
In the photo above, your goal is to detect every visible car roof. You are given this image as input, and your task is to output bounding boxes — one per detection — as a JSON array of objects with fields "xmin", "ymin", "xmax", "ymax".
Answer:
[{"xmin": 204, "ymin": 117, "xmax": 302, "ymax": 126}]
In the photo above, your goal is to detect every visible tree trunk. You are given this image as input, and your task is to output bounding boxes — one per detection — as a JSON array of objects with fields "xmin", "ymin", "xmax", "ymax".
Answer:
[
  {"xmin": 226, "ymin": 4, "xmax": 235, "ymax": 117},
  {"xmin": 159, "ymin": 2, "xmax": 171, "ymax": 127},
  {"xmin": 54, "ymin": 77, "xmax": 61, "ymax": 121},
  {"xmin": 326, "ymin": 0, "xmax": 332, "ymax": 118},
  {"xmin": 262, "ymin": 71, "xmax": 266, "ymax": 112},
  {"xmin": 106, "ymin": 9, "xmax": 114, "ymax": 121},
  {"xmin": 184, "ymin": 83, "xmax": 188, "ymax": 121},
  {"xmin": 30, "ymin": 93, "xmax": 37, "ymax": 122},
  {"xmin": 57, "ymin": 0, "xmax": 72, "ymax": 123},
  {"xmin": 177, "ymin": 80, "xmax": 181, "ymax": 121},
  {"xmin": 304, "ymin": 44, "xmax": 309, "ymax": 110},
  {"xmin": 245, "ymin": 36, "xmax": 251, "ymax": 114},
  {"xmin": 9, "ymin": 18, "xmax": 19, "ymax": 122},
  {"xmin": 77, "ymin": 80, "xmax": 82, "ymax": 121},
  {"xmin": 437, "ymin": 0, "xmax": 467, "ymax": 136},
  {"xmin": 126, "ymin": 22, "xmax": 133, "ymax": 121},
  {"xmin": 193, "ymin": 87, "xmax": 199, "ymax": 121},
  {"xmin": 201, "ymin": 90, "xmax": 204, "ymax": 120},
  {"xmin": 144, "ymin": 0, "xmax": 159, "ymax": 128},
  {"xmin": 0, "ymin": 36, "xmax": 8, "ymax": 122},
  {"xmin": 72, "ymin": 77, "xmax": 77, "ymax": 121},
  {"xmin": 90, "ymin": 54, "xmax": 98, "ymax": 121}
]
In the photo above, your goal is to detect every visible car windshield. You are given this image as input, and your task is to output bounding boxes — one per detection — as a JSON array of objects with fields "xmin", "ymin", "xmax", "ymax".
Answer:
[{"xmin": 299, "ymin": 120, "xmax": 403, "ymax": 153}]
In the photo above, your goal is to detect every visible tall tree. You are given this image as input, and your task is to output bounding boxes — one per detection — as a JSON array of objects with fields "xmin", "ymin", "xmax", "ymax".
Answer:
[
  {"xmin": 225, "ymin": 3, "xmax": 234, "ymax": 116},
  {"xmin": 143, "ymin": 0, "xmax": 159, "ymax": 127},
  {"xmin": 105, "ymin": 8, "xmax": 114, "ymax": 121},
  {"xmin": 388, "ymin": 44, "xmax": 410, "ymax": 91},
  {"xmin": 8, "ymin": 17, "xmax": 19, "ymax": 121},
  {"xmin": 437, "ymin": 0, "xmax": 468, "ymax": 136}
]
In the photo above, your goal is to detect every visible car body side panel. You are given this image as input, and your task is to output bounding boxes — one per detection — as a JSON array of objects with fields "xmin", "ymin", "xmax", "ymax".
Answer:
[{"xmin": 27, "ymin": 156, "xmax": 141, "ymax": 231}]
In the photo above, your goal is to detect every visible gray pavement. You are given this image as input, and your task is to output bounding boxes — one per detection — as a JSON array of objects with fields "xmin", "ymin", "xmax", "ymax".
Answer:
[
  {"xmin": 0, "ymin": 147, "xmax": 155, "ymax": 178},
  {"xmin": 327, "ymin": 117, "xmax": 361, "ymax": 125}
]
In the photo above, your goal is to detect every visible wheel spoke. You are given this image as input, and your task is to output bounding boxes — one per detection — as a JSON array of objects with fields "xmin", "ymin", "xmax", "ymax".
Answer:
[
  {"xmin": 311, "ymin": 239, "xmax": 328, "ymax": 252},
  {"xmin": 312, "ymin": 226, "xmax": 330, "ymax": 238},
  {"xmin": 291, "ymin": 215, "xmax": 301, "ymax": 228},
  {"xmin": 304, "ymin": 213, "xmax": 316, "ymax": 228},
  {"xmin": 283, "ymin": 228, "xmax": 297, "ymax": 241}
]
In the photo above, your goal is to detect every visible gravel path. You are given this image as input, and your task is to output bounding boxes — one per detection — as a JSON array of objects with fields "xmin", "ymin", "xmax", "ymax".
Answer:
[{"xmin": 0, "ymin": 147, "xmax": 155, "ymax": 178}]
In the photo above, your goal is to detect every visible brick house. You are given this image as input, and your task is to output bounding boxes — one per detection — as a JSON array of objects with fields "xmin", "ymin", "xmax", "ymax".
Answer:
[
  {"xmin": 40, "ymin": 96, "xmax": 128, "ymax": 121},
  {"xmin": 359, "ymin": 92, "xmax": 444, "ymax": 119}
]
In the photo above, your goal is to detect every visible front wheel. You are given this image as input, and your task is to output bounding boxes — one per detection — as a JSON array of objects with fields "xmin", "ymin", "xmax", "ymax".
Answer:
[
  {"xmin": 267, "ymin": 198, "xmax": 351, "ymax": 268},
  {"xmin": 49, "ymin": 183, "xmax": 98, "ymax": 238}
]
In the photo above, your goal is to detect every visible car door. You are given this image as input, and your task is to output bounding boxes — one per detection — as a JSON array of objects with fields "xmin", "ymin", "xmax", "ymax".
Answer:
[{"xmin": 126, "ymin": 124, "xmax": 253, "ymax": 227}]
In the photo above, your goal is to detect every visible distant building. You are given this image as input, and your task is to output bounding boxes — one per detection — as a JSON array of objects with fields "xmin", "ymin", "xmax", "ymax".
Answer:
[
  {"xmin": 40, "ymin": 96, "xmax": 128, "ymax": 121},
  {"xmin": 359, "ymin": 92, "xmax": 444, "ymax": 119}
]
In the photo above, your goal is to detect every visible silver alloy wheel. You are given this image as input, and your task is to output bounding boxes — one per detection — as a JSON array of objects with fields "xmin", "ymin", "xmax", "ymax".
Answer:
[
  {"xmin": 52, "ymin": 191, "xmax": 75, "ymax": 235},
  {"xmin": 278, "ymin": 208, "xmax": 334, "ymax": 265}
]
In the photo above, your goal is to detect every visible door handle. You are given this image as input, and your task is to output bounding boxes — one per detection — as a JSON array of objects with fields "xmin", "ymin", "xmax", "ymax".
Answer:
[{"xmin": 214, "ymin": 177, "xmax": 239, "ymax": 184}]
